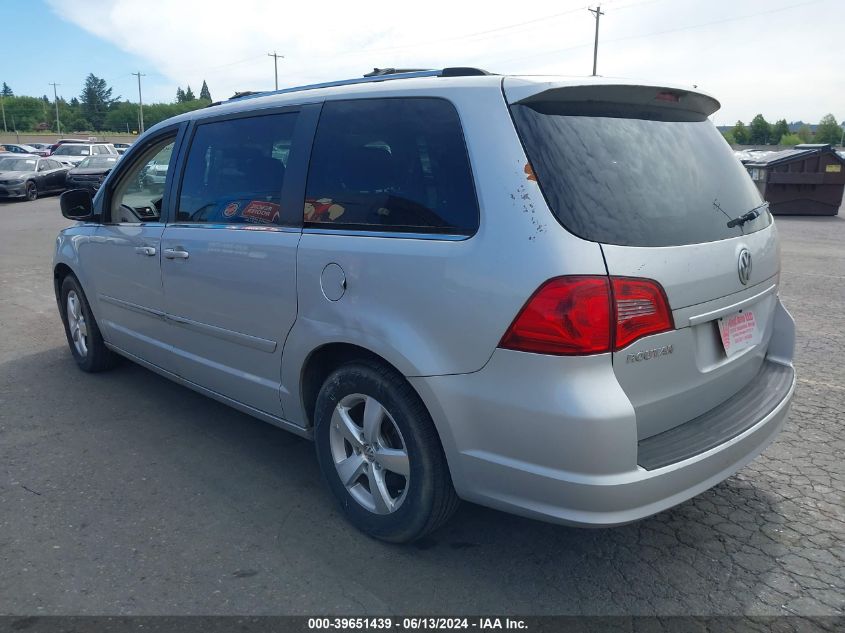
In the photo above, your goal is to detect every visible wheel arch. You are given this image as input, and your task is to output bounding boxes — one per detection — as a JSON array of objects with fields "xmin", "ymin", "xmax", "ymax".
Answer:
[{"xmin": 299, "ymin": 342, "xmax": 407, "ymax": 430}]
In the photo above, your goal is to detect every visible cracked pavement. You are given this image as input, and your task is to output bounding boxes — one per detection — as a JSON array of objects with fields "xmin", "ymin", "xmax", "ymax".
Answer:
[{"xmin": 0, "ymin": 197, "xmax": 842, "ymax": 616}]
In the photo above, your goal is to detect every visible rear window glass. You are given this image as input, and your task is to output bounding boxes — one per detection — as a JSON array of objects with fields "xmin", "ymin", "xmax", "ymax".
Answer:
[
  {"xmin": 54, "ymin": 145, "xmax": 90, "ymax": 156},
  {"xmin": 511, "ymin": 103, "xmax": 771, "ymax": 247},
  {"xmin": 305, "ymin": 98, "xmax": 478, "ymax": 235}
]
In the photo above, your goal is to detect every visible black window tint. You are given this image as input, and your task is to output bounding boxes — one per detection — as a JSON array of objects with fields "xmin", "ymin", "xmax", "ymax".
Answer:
[
  {"xmin": 178, "ymin": 113, "xmax": 297, "ymax": 225},
  {"xmin": 511, "ymin": 103, "xmax": 771, "ymax": 247},
  {"xmin": 305, "ymin": 98, "xmax": 478, "ymax": 235}
]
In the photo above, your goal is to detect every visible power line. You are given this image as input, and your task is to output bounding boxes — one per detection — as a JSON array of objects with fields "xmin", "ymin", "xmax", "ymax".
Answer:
[
  {"xmin": 495, "ymin": 0, "xmax": 825, "ymax": 66},
  {"xmin": 588, "ymin": 5, "xmax": 605, "ymax": 76},
  {"xmin": 49, "ymin": 82, "xmax": 61, "ymax": 135},
  {"xmin": 267, "ymin": 52, "xmax": 284, "ymax": 90},
  {"xmin": 132, "ymin": 72, "xmax": 146, "ymax": 134}
]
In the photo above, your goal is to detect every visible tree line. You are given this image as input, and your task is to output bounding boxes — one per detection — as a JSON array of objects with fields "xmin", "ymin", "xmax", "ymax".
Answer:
[
  {"xmin": 0, "ymin": 75, "xmax": 214, "ymax": 133},
  {"xmin": 723, "ymin": 113, "xmax": 843, "ymax": 146}
]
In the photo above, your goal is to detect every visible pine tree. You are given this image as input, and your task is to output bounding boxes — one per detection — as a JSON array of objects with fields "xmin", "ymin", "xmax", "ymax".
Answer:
[
  {"xmin": 176, "ymin": 87, "xmax": 186, "ymax": 103},
  {"xmin": 1, "ymin": 82, "xmax": 12, "ymax": 97},
  {"xmin": 80, "ymin": 73, "xmax": 119, "ymax": 130},
  {"xmin": 199, "ymin": 80, "xmax": 211, "ymax": 101},
  {"xmin": 184, "ymin": 85, "xmax": 196, "ymax": 101}
]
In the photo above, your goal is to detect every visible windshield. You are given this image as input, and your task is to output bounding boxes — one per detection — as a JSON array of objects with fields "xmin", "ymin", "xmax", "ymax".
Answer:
[
  {"xmin": 54, "ymin": 145, "xmax": 91, "ymax": 156},
  {"xmin": 511, "ymin": 103, "xmax": 771, "ymax": 247},
  {"xmin": 77, "ymin": 156, "xmax": 118, "ymax": 169},
  {"xmin": 0, "ymin": 158, "xmax": 37, "ymax": 171}
]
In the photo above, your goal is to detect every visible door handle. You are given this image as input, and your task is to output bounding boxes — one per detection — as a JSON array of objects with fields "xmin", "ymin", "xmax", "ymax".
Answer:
[
  {"xmin": 134, "ymin": 246, "xmax": 156, "ymax": 256},
  {"xmin": 164, "ymin": 248, "xmax": 190, "ymax": 260}
]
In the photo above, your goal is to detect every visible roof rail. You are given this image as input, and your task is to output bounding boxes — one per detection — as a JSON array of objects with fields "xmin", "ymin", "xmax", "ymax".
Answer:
[{"xmin": 223, "ymin": 67, "xmax": 494, "ymax": 103}]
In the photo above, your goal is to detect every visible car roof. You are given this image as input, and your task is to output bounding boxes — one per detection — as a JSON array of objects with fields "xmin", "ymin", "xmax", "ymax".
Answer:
[{"xmin": 144, "ymin": 71, "xmax": 715, "ymax": 136}]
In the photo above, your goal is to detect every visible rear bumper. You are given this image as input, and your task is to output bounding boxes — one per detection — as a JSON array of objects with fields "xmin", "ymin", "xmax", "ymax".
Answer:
[{"xmin": 410, "ymin": 300, "xmax": 796, "ymax": 527}]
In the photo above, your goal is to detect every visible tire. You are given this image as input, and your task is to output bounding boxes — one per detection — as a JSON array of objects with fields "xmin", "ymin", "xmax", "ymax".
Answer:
[
  {"xmin": 59, "ymin": 275, "xmax": 117, "ymax": 372},
  {"xmin": 25, "ymin": 181, "xmax": 38, "ymax": 201},
  {"xmin": 314, "ymin": 360, "xmax": 460, "ymax": 543}
]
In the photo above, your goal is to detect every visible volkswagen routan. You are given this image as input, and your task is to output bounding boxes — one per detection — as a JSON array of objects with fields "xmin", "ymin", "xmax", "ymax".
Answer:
[{"xmin": 54, "ymin": 68, "xmax": 796, "ymax": 542}]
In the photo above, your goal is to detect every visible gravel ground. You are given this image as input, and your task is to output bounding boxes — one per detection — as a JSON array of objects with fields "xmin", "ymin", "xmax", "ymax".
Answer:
[{"xmin": 0, "ymin": 195, "xmax": 842, "ymax": 616}]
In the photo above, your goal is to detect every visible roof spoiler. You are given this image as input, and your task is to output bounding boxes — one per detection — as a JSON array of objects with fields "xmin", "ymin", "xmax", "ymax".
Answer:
[{"xmin": 506, "ymin": 81, "xmax": 721, "ymax": 119}]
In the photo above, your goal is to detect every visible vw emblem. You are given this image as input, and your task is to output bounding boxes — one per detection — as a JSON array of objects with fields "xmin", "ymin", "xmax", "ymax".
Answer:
[{"xmin": 738, "ymin": 249, "xmax": 752, "ymax": 285}]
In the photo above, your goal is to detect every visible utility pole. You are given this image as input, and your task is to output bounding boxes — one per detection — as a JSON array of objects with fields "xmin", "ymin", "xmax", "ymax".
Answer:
[
  {"xmin": 132, "ymin": 71, "xmax": 146, "ymax": 133},
  {"xmin": 49, "ymin": 82, "xmax": 61, "ymax": 135},
  {"xmin": 267, "ymin": 51, "xmax": 284, "ymax": 90},
  {"xmin": 588, "ymin": 5, "xmax": 604, "ymax": 77},
  {"xmin": 0, "ymin": 94, "xmax": 6, "ymax": 134}
]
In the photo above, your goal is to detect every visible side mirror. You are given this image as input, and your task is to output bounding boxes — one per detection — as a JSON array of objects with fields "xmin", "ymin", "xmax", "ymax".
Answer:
[{"xmin": 60, "ymin": 189, "xmax": 96, "ymax": 220}]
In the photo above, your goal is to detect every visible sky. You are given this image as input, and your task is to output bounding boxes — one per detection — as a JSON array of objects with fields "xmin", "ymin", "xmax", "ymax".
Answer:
[{"xmin": 3, "ymin": 0, "xmax": 843, "ymax": 126}]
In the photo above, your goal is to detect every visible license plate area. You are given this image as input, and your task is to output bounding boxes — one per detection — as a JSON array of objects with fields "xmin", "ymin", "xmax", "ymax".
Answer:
[{"xmin": 717, "ymin": 308, "xmax": 762, "ymax": 357}]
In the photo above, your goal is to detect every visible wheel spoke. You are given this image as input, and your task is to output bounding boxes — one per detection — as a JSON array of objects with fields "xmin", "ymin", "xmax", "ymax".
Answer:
[
  {"xmin": 69, "ymin": 295, "xmax": 80, "ymax": 319},
  {"xmin": 362, "ymin": 396, "xmax": 385, "ymax": 444},
  {"xmin": 336, "ymin": 454, "xmax": 366, "ymax": 487},
  {"xmin": 333, "ymin": 406, "xmax": 364, "ymax": 447},
  {"xmin": 369, "ymin": 467, "xmax": 394, "ymax": 514},
  {"xmin": 374, "ymin": 447, "xmax": 410, "ymax": 477},
  {"xmin": 78, "ymin": 318, "xmax": 87, "ymax": 338}
]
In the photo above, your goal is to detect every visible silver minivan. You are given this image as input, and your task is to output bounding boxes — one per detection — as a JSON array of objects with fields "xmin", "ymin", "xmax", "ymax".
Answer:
[{"xmin": 54, "ymin": 69, "xmax": 796, "ymax": 542}]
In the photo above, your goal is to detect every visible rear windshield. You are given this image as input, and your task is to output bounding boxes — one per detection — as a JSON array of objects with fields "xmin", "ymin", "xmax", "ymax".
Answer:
[
  {"xmin": 511, "ymin": 103, "xmax": 771, "ymax": 247},
  {"xmin": 54, "ymin": 145, "xmax": 90, "ymax": 156}
]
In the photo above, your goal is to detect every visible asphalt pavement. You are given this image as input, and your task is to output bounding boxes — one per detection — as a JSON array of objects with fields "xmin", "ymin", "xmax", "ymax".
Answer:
[{"xmin": 0, "ymin": 194, "xmax": 843, "ymax": 616}]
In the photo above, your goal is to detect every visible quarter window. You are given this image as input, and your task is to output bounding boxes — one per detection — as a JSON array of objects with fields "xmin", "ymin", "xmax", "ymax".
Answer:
[
  {"xmin": 304, "ymin": 98, "xmax": 478, "ymax": 235},
  {"xmin": 177, "ymin": 113, "xmax": 297, "ymax": 225}
]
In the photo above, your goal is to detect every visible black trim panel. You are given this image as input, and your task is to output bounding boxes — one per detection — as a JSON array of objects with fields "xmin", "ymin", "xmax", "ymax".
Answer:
[{"xmin": 637, "ymin": 360, "xmax": 794, "ymax": 470}]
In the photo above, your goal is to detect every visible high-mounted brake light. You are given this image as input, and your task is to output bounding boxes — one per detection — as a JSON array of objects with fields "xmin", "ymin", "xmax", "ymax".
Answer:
[
  {"xmin": 654, "ymin": 91, "xmax": 681, "ymax": 103},
  {"xmin": 499, "ymin": 276, "xmax": 674, "ymax": 356}
]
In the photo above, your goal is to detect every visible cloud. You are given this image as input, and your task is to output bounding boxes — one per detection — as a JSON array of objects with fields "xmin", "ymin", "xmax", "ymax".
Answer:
[{"xmin": 46, "ymin": 0, "xmax": 844, "ymax": 123}]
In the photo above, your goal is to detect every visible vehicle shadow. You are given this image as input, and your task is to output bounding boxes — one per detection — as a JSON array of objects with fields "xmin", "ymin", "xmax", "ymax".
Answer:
[{"xmin": 0, "ymin": 347, "xmax": 836, "ymax": 616}]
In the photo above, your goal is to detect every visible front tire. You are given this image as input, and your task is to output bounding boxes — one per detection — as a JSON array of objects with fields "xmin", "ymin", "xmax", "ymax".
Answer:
[
  {"xmin": 59, "ymin": 275, "xmax": 117, "ymax": 372},
  {"xmin": 314, "ymin": 361, "xmax": 459, "ymax": 543},
  {"xmin": 25, "ymin": 181, "xmax": 38, "ymax": 201}
]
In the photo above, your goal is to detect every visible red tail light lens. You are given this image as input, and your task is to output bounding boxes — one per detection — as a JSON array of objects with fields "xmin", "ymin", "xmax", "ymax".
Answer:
[
  {"xmin": 499, "ymin": 276, "xmax": 673, "ymax": 356},
  {"xmin": 499, "ymin": 276, "xmax": 612, "ymax": 355},
  {"xmin": 612, "ymin": 277, "xmax": 674, "ymax": 349}
]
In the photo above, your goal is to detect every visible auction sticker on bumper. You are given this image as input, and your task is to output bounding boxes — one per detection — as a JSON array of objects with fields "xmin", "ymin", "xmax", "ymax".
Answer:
[{"xmin": 718, "ymin": 309, "xmax": 761, "ymax": 357}]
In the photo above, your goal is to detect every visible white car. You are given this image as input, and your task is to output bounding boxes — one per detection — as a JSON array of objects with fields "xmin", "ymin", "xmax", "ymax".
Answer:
[{"xmin": 50, "ymin": 143, "xmax": 118, "ymax": 166}]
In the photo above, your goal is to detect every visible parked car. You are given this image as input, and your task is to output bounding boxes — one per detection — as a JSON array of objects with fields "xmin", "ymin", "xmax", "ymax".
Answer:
[
  {"xmin": 46, "ymin": 139, "xmax": 93, "ymax": 156},
  {"xmin": 51, "ymin": 143, "xmax": 117, "ymax": 165},
  {"xmin": 0, "ymin": 156, "xmax": 69, "ymax": 200},
  {"xmin": 54, "ymin": 69, "xmax": 796, "ymax": 542},
  {"xmin": 65, "ymin": 155, "xmax": 119, "ymax": 192},
  {"xmin": 25, "ymin": 142, "xmax": 53, "ymax": 157},
  {"xmin": 139, "ymin": 157, "xmax": 168, "ymax": 189},
  {"xmin": 0, "ymin": 143, "xmax": 39, "ymax": 154}
]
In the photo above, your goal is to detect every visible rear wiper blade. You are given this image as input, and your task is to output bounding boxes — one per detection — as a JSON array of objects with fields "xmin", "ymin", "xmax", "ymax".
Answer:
[{"xmin": 724, "ymin": 202, "xmax": 769, "ymax": 229}]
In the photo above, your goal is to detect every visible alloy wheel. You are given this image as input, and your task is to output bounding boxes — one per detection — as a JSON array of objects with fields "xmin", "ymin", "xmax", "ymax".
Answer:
[
  {"xmin": 328, "ymin": 393, "xmax": 410, "ymax": 514},
  {"xmin": 66, "ymin": 290, "xmax": 88, "ymax": 357}
]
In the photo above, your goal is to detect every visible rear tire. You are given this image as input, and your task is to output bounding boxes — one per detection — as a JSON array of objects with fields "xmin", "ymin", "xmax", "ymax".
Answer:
[
  {"xmin": 59, "ymin": 275, "xmax": 117, "ymax": 372},
  {"xmin": 314, "ymin": 360, "xmax": 459, "ymax": 543}
]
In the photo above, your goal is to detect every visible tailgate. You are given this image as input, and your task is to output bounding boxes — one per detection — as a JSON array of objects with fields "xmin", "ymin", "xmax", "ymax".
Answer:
[{"xmin": 604, "ymin": 226, "xmax": 781, "ymax": 439}]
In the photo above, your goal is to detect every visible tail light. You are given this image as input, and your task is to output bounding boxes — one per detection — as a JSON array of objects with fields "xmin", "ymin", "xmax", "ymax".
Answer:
[
  {"xmin": 611, "ymin": 277, "xmax": 674, "ymax": 349},
  {"xmin": 499, "ymin": 276, "xmax": 673, "ymax": 356}
]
